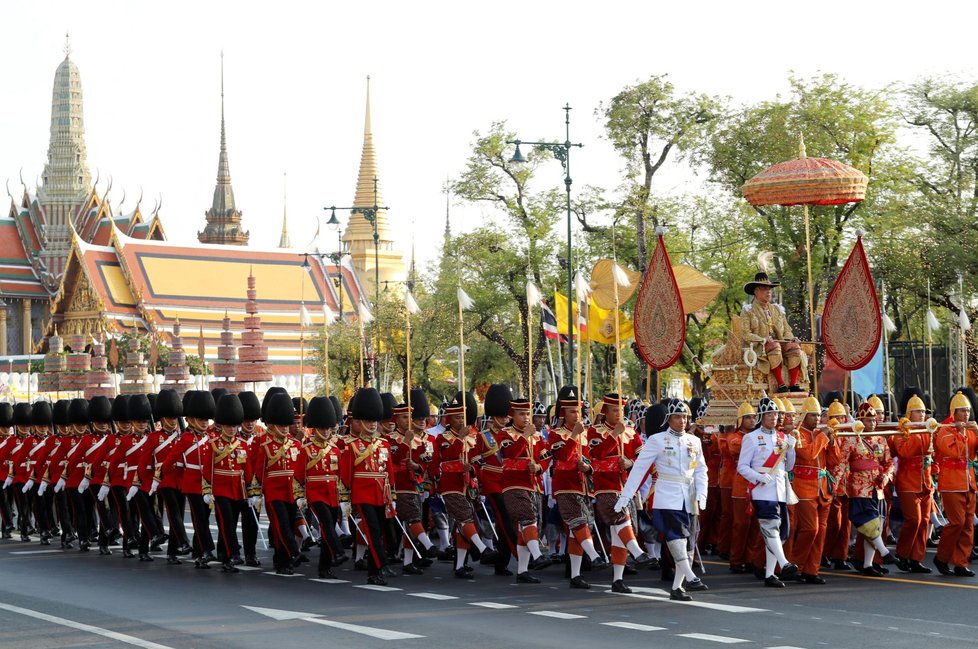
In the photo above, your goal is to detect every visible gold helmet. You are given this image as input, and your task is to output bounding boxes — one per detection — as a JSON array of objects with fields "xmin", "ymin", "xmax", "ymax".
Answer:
[
  {"xmin": 868, "ymin": 394, "xmax": 885, "ymax": 413},
  {"xmin": 949, "ymin": 391, "xmax": 972, "ymax": 412},
  {"xmin": 904, "ymin": 394, "xmax": 926, "ymax": 418},
  {"xmin": 736, "ymin": 400, "xmax": 756, "ymax": 421},
  {"xmin": 801, "ymin": 395, "xmax": 821, "ymax": 416},
  {"xmin": 780, "ymin": 398, "xmax": 796, "ymax": 414},
  {"xmin": 827, "ymin": 399, "xmax": 846, "ymax": 419},
  {"xmin": 770, "ymin": 396, "xmax": 785, "ymax": 412}
]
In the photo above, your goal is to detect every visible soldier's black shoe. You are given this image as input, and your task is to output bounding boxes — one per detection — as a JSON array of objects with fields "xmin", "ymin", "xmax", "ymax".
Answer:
[
  {"xmin": 138, "ymin": 553, "xmax": 154, "ymax": 562},
  {"xmin": 494, "ymin": 567, "xmax": 514, "ymax": 576},
  {"xmin": 245, "ymin": 556, "xmax": 261, "ymax": 568},
  {"xmin": 166, "ymin": 556, "xmax": 182, "ymax": 565},
  {"xmin": 820, "ymin": 556, "xmax": 831, "ymax": 569},
  {"xmin": 60, "ymin": 541, "xmax": 73, "ymax": 549},
  {"xmin": 98, "ymin": 546, "xmax": 112, "ymax": 555},
  {"xmin": 221, "ymin": 561, "xmax": 239, "ymax": 573},
  {"xmin": 382, "ymin": 565, "xmax": 399, "ymax": 578},
  {"xmin": 729, "ymin": 563, "xmax": 747, "ymax": 574},
  {"xmin": 354, "ymin": 559, "xmax": 366, "ymax": 571},
  {"xmin": 78, "ymin": 542, "xmax": 90, "ymax": 553},
  {"xmin": 461, "ymin": 564, "xmax": 474, "ymax": 574},
  {"xmin": 415, "ymin": 557, "xmax": 434, "ymax": 568},
  {"xmin": 589, "ymin": 556, "xmax": 608, "ymax": 570},
  {"xmin": 201, "ymin": 551, "xmax": 217, "ymax": 563},
  {"xmin": 529, "ymin": 555, "xmax": 553, "ymax": 570},
  {"xmin": 437, "ymin": 548, "xmax": 455, "ymax": 561},
  {"xmin": 776, "ymin": 385, "xmax": 790, "ymax": 393},
  {"xmin": 517, "ymin": 571, "xmax": 541, "ymax": 584},
  {"xmin": 301, "ymin": 537, "xmax": 315, "ymax": 552},
  {"xmin": 295, "ymin": 554, "xmax": 310, "ymax": 564},
  {"xmin": 876, "ymin": 565, "xmax": 890, "ymax": 574},
  {"xmin": 454, "ymin": 568, "xmax": 474, "ymax": 579},
  {"xmin": 765, "ymin": 575, "xmax": 785, "ymax": 587},
  {"xmin": 611, "ymin": 579, "xmax": 632, "ymax": 594},
  {"xmin": 479, "ymin": 548, "xmax": 499, "ymax": 563},
  {"xmin": 934, "ymin": 558, "xmax": 953, "ymax": 576},
  {"xmin": 788, "ymin": 384, "xmax": 801, "ymax": 392},
  {"xmin": 632, "ymin": 552, "xmax": 654, "ymax": 568},
  {"xmin": 468, "ymin": 545, "xmax": 482, "ymax": 561},
  {"xmin": 880, "ymin": 552, "xmax": 896, "ymax": 565},
  {"xmin": 122, "ymin": 549, "xmax": 135, "ymax": 558},
  {"xmin": 908, "ymin": 560, "xmax": 932, "ymax": 574},
  {"xmin": 801, "ymin": 573, "xmax": 826, "ymax": 584},
  {"xmin": 318, "ymin": 568, "xmax": 336, "ymax": 579},
  {"xmin": 425, "ymin": 545, "xmax": 440, "ymax": 559},
  {"xmin": 176, "ymin": 544, "xmax": 193, "ymax": 556},
  {"xmin": 331, "ymin": 553, "xmax": 350, "ymax": 566},
  {"xmin": 648, "ymin": 557, "xmax": 661, "ymax": 569},
  {"xmin": 686, "ymin": 579, "xmax": 709, "ymax": 591},
  {"xmin": 954, "ymin": 566, "xmax": 976, "ymax": 577},
  {"xmin": 858, "ymin": 565, "xmax": 884, "ymax": 577},
  {"xmin": 832, "ymin": 559, "xmax": 853, "ymax": 571},
  {"xmin": 195, "ymin": 558, "xmax": 211, "ymax": 570},
  {"xmin": 367, "ymin": 574, "xmax": 388, "ymax": 586},
  {"xmin": 274, "ymin": 565, "xmax": 293, "ymax": 575},
  {"xmin": 670, "ymin": 588, "xmax": 691, "ymax": 601},
  {"xmin": 895, "ymin": 557, "xmax": 910, "ymax": 572},
  {"xmin": 624, "ymin": 563, "xmax": 638, "ymax": 575},
  {"xmin": 780, "ymin": 562, "xmax": 799, "ymax": 579},
  {"xmin": 402, "ymin": 564, "xmax": 424, "ymax": 575},
  {"xmin": 339, "ymin": 534, "xmax": 353, "ymax": 548},
  {"xmin": 753, "ymin": 566, "xmax": 766, "ymax": 580},
  {"xmin": 569, "ymin": 576, "xmax": 591, "ymax": 589},
  {"xmin": 39, "ymin": 536, "xmax": 51, "ymax": 546},
  {"xmin": 149, "ymin": 533, "xmax": 168, "ymax": 548},
  {"xmin": 231, "ymin": 555, "xmax": 244, "ymax": 565},
  {"xmin": 1, "ymin": 529, "xmax": 11, "ymax": 540}
]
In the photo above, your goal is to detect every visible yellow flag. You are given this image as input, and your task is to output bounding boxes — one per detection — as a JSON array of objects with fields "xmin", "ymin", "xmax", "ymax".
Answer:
[{"xmin": 554, "ymin": 292, "xmax": 633, "ymax": 345}]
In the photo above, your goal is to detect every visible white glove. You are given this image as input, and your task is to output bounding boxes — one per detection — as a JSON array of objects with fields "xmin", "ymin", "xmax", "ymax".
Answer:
[
  {"xmin": 37, "ymin": 481, "xmax": 47, "ymax": 496},
  {"xmin": 148, "ymin": 479, "xmax": 160, "ymax": 496},
  {"xmin": 78, "ymin": 477, "xmax": 90, "ymax": 493},
  {"xmin": 203, "ymin": 494, "xmax": 213, "ymax": 505},
  {"xmin": 757, "ymin": 474, "xmax": 773, "ymax": 485},
  {"xmin": 613, "ymin": 496, "xmax": 630, "ymax": 513},
  {"xmin": 126, "ymin": 485, "xmax": 138, "ymax": 501},
  {"xmin": 2, "ymin": 477, "xmax": 12, "ymax": 489},
  {"xmin": 295, "ymin": 498, "xmax": 307, "ymax": 509},
  {"xmin": 54, "ymin": 478, "xmax": 65, "ymax": 493},
  {"xmin": 697, "ymin": 496, "xmax": 708, "ymax": 511},
  {"xmin": 96, "ymin": 485, "xmax": 110, "ymax": 502},
  {"xmin": 547, "ymin": 496, "xmax": 556, "ymax": 509},
  {"xmin": 22, "ymin": 479, "xmax": 34, "ymax": 493}
]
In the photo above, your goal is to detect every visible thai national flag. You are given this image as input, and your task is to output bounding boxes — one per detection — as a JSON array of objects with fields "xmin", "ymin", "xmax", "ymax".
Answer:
[{"xmin": 540, "ymin": 300, "xmax": 568, "ymax": 344}]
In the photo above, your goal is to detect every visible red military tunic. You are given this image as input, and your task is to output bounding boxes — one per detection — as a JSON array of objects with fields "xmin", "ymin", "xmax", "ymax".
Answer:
[
  {"xmin": 64, "ymin": 432, "xmax": 94, "ymax": 490},
  {"xmin": 388, "ymin": 431, "xmax": 431, "ymax": 494},
  {"xmin": 296, "ymin": 437, "xmax": 343, "ymax": 507},
  {"xmin": 159, "ymin": 430, "xmax": 210, "ymax": 496},
  {"xmin": 500, "ymin": 428, "xmax": 548, "ymax": 492},
  {"xmin": 339, "ymin": 433, "xmax": 395, "ymax": 506},
  {"xmin": 0, "ymin": 435, "xmax": 16, "ymax": 482},
  {"xmin": 84, "ymin": 432, "xmax": 114, "ymax": 484},
  {"xmin": 104, "ymin": 433, "xmax": 134, "ymax": 488},
  {"xmin": 543, "ymin": 425, "xmax": 590, "ymax": 496},
  {"xmin": 44, "ymin": 435, "xmax": 76, "ymax": 485},
  {"xmin": 29, "ymin": 435, "xmax": 56, "ymax": 483},
  {"xmin": 431, "ymin": 428, "xmax": 488, "ymax": 496},
  {"xmin": 587, "ymin": 423, "xmax": 640, "ymax": 496},
  {"xmin": 201, "ymin": 435, "xmax": 251, "ymax": 500},
  {"xmin": 474, "ymin": 424, "xmax": 505, "ymax": 496},
  {"xmin": 6, "ymin": 436, "xmax": 31, "ymax": 483},
  {"xmin": 251, "ymin": 433, "xmax": 303, "ymax": 503}
]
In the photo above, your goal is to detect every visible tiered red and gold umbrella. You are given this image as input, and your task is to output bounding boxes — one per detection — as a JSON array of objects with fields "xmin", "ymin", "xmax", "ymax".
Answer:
[{"xmin": 741, "ymin": 137, "xmax": 868, "ymax": 397}]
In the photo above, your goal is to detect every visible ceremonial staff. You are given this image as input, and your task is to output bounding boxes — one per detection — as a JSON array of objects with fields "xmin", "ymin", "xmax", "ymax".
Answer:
[
  {"xmin": 611, "ymin": 224, "xmax": 630, "ymax": 453},
  {"xmin": 526, "ymin": 281, "xmax": 541, "ymax": 407},
  {"xmin": 322, "ymin": 304, "xmax": 337, "ymax": 393},
  {"xmin": 357, "ymin": 302, "xmax": 374, "ymax": 388},
  {"xmin": 574, "ymin": 271, "xmax": 590, "ymax": 410},
  {"xmin": 405, "ymin": 290, "xmax": 420, "ymax": 398}
]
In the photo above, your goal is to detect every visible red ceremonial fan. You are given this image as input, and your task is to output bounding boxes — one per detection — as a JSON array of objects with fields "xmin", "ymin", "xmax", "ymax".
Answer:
[
  {"xmin": 821, "ymin": 232, "xmax": 881, "ymax": 371},
  {"xmin": 633, "ymin": 229, "xmax": 686, "ymax": 370}
]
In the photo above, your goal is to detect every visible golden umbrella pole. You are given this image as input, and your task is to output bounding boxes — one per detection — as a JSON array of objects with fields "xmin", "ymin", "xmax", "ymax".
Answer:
[
  {"xmin": 405, "ymin": 291, "xmax": 420, "ymax": 398},
  {"xmin": 457, "ymin": 285, "xmax": 475, "ymax": 423},
  {"xmin": 574, "ymin": 271, "xmax": 589, "ymax": 410},
  {"xmin": 526, "ymin": 281, "xmax": 541, "ymax": 407},
  {"xmin": 611, "ymin": 230, "xmax": 630, "ymax": 453},
  {"xmin": 803, "ymin": 200, "xmax": 818, "ymax": 399}
]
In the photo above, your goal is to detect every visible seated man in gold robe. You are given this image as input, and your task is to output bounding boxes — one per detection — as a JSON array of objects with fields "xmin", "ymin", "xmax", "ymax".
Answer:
[{"xmin": 740, "ymin": 272, "xmax": 807, "ymax": 393}]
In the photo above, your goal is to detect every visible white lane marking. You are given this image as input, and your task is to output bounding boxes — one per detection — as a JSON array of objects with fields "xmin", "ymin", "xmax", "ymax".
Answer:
[
  {"xmin": 0, "ymin": 601, "xmax": 175, "ymax": 649},
  {"xmin": 766, "ymin": 646, "xmax": 808, "ymax": 649},
  {"xmin": 309, "ymin": 578, "xmax": 351, "ymax": 585},
  {"xmin": 605, "ymin": 591, "xmax": 767, "ymax": 613},
  {"xmin": 243, "ymin": 606, "xmax": 425, "ymax": 640},
  {"xmin": 262, "ymin": 571, "xmax": 301, "ymax": 578},
  {"xmin": 625, "ymin": 586, "xmax": 671, "ymax": 596},
  {"xmin": 303, "ymin": 616, "xmax": 424, "ymax": 641},
  {"xmin": 235, "ymin": 566, "xmax": 262, "ymax": 572},
  {"xmin": 529, "ymin": 611, "xmax": 586, "ymax": 619},
  {"xmin": 678, "ymin": 633, "xmax": 749, "ymax": 644},
  {"xmin": 601, "ymin": 621, "xmax": 666, "ymax": 631},
  {"xmin": 407, "ymin": 593, "xmax": 458, "ymax": 601},
  {"xmin": 469, "ymin": 601, "xmax": 518, "ymax": 609},
  {"xmin": 353, "ymin": 585, "xmax": 402, "ymax": 592},
  {"xmin": 10, "ymin": 549, "xmax": 64, "ymax": 555}
]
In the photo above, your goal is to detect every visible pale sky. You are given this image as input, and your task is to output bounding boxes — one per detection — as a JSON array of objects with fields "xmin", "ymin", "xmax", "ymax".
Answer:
[{"xmin": 1, "ymin": 1, "xmax": 975, "ymax": 274}]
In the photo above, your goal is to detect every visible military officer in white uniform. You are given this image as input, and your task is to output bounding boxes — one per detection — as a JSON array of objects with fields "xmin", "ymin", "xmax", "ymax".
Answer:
[
  {"xmin": 616, "ymin": 400, "xmax": 708, "ymax": 601},
  {"xmin": 737, "ymin": 395, "xmax": 799, "ymax": 587}
]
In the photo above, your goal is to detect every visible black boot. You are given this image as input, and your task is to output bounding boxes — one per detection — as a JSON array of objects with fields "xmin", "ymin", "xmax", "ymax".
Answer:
[{"xmin": 611, "ymin": 579, "xmax": 631, "ymax": 593}]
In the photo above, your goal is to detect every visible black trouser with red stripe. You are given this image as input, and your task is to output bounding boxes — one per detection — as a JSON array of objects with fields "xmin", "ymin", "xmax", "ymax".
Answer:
[
  {"xmin": 266, "ymin": 499, "xmax": 300, "ymax": 570},
  {"xmin": 132, "ymin": 490, "xmax": 164, "ymax": 540},
  {"xmin": 357, "ymin": 504, "xmax": 388, "ymax": 576},
  {"xmin": 310, "ymin": 501, "xmax": 342, "ymax": 572},
  {"xmin": 160, "ymin": 487, "xmax": 188, "ymax": 557},
  {"xmin": 186, "ymin": 493, "xmax": 215, "ymax": 557},
  {"xmin": 213, "ymin": 496, "xmax": 242, "ymax": 562},
  {"xmin": 110, "ymin": 486, "xmax": 139, "ymax": 551},
  {"xmin": 68, "ymin": 488, "xmax": 92, "ymax": 545},
  {"xmin": 488, "ymin": 492, "xmax": 516, "ymax": 569}
]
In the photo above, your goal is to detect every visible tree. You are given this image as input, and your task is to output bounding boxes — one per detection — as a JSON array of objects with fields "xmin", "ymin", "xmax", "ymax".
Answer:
[{"xmin": 598, "ymin": 76, "xmax": 724, "ymax": 271}]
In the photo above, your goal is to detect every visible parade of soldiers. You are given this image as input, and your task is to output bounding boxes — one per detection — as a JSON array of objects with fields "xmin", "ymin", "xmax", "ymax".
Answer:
[{"xmin": 0, "ymin": 378, "xmax": 974, "ymax": 602}]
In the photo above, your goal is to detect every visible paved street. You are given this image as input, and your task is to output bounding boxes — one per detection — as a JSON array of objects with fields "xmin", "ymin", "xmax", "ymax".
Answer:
[{"xmin": 0, "ymin": 525, "xmax": 975, "ymax": 649}]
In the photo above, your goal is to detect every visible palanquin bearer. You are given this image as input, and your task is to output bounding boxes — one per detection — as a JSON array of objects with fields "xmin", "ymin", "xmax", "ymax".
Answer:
[
  {"xmin": 541, "ymin": 386, "xmax": 608, "ymax": 589},
  {"xmin": 588, "ymin": 393, "xmax": 654, "ymax": 593},
  {"xmin": 830, "ymin": 400, "xmax": 896, "ymax": 576},
  {"xmin": 891, "ymin": 388, "xmax": 934, "ymax": 574},
  {"xmin": 389, "ymin": 389, "xmax": 439, "ymax": 574},
  {"xmin": 933, "ymin": 390, "xmax": 978, "ymax": 577},
  {"xmin": 617, "ymin": 399, "xmax": 708, "ymax": 601},
  {"xmin": 787, "ymin": 395, "xmax": 834, "ymax": 583},
  {"xmin": 740, "ymin": 272, "xmax": 806, "ymax": 393},
  {"xmin": 737, "ymin": 395, "xmax": 799, "ymax": 587}
]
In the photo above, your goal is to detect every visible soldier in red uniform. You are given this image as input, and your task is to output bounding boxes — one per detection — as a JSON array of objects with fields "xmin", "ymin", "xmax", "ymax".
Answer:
[
  {"xmin": 339, "ymin": 388, "xmax": 398, "ymax": 585},
  {"xmin": 691, "ymin": 398, "xmax": 721, "ymax": 555},
  {"xmin": 933, "ymin": 391, "xmax": 978, "ymax": 576},
  {"xmin": 158, "ymin": 391, "xmax": 217, "ymax": 568},
  {"xmin": 478, "ymin": 384, "xmax": 519, "ymax": 576},
  {"xmin": 588, "ymin": 393, "xmax": 653, "ymax": 593},
  {"xmin": 102, "ymin": 396, "xmax": 139, "ymax": 558},
  {"xmin": 42, "ymin": 401, "xmax": 76, "ymax": 548},
  {"xmin": 296, "ymin": 396, "xmax": 348, "ymax": 578},
  {"xmin": 388, "ymin": 390, "xmax": 438, "ymax": 575},
  {"xmin": 237, "ymin": 391, "xmax": 264, "ymax": 566},
  {"xmin": 123, "ymin": 395, "xmax": 168, "ymax": 561},
  {"xmin": 80, "ymin": 397, "xmax": 117, "ymax": 554},
  {"xmin": 0, "ymin": 403, "xmax": 16, "ymax": 538},
  {"xmin": 22, "ymin": 401, "xmax": 57, "ymax": 546},
  {"xmin": 200, "ymin": 394, "xmax": 250, "ymax": 573},
  {"xmin": 542, "ymin": 386, "xmax": 608, "ymax": 589},
  {"xmin": 250, "ymin": 392, "xmax": 303, "ymax": 575},
  {"xmin": 7, "ymin": 404, "xmax": 34, "ymax": 541},
  {"xmin": 60, "ymin": 399, "xmax": 91, "ymax": 551},
  {"xmin": 149, "ymin": 390, "xmax": 192, "ymax": 565}
]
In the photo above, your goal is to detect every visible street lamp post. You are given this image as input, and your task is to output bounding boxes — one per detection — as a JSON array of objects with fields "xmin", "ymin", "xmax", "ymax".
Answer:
[
  {"xmin": 507, "ymin": 104, "xmax": 583, "ymax": 381},
  {"xmin": 324, "ymin": 208, "xmax": 345, "ymax": 318}
]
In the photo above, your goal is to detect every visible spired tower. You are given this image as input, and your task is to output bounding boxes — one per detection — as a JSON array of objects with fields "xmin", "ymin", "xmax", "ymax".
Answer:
[
  {"xmin": 37, "ymin": 42, "xmax": 93, "ymax": 281},
  {"xmin": 342, "ymin": 77, "xmax": 406, "ymax": 300},
  {"xmin": 198, "ymin": 54, "xmax": 249, "ymax": 246}
]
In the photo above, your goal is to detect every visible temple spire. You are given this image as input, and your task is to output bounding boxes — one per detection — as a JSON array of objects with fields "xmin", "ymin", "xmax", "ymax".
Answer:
[
  {"xmin": 198, "ymin": 51, "xmax": 249, "ymax": 246},
  {"xmin": 278, "ymin": 172, "xmax": 291, "ymax": 248}
]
